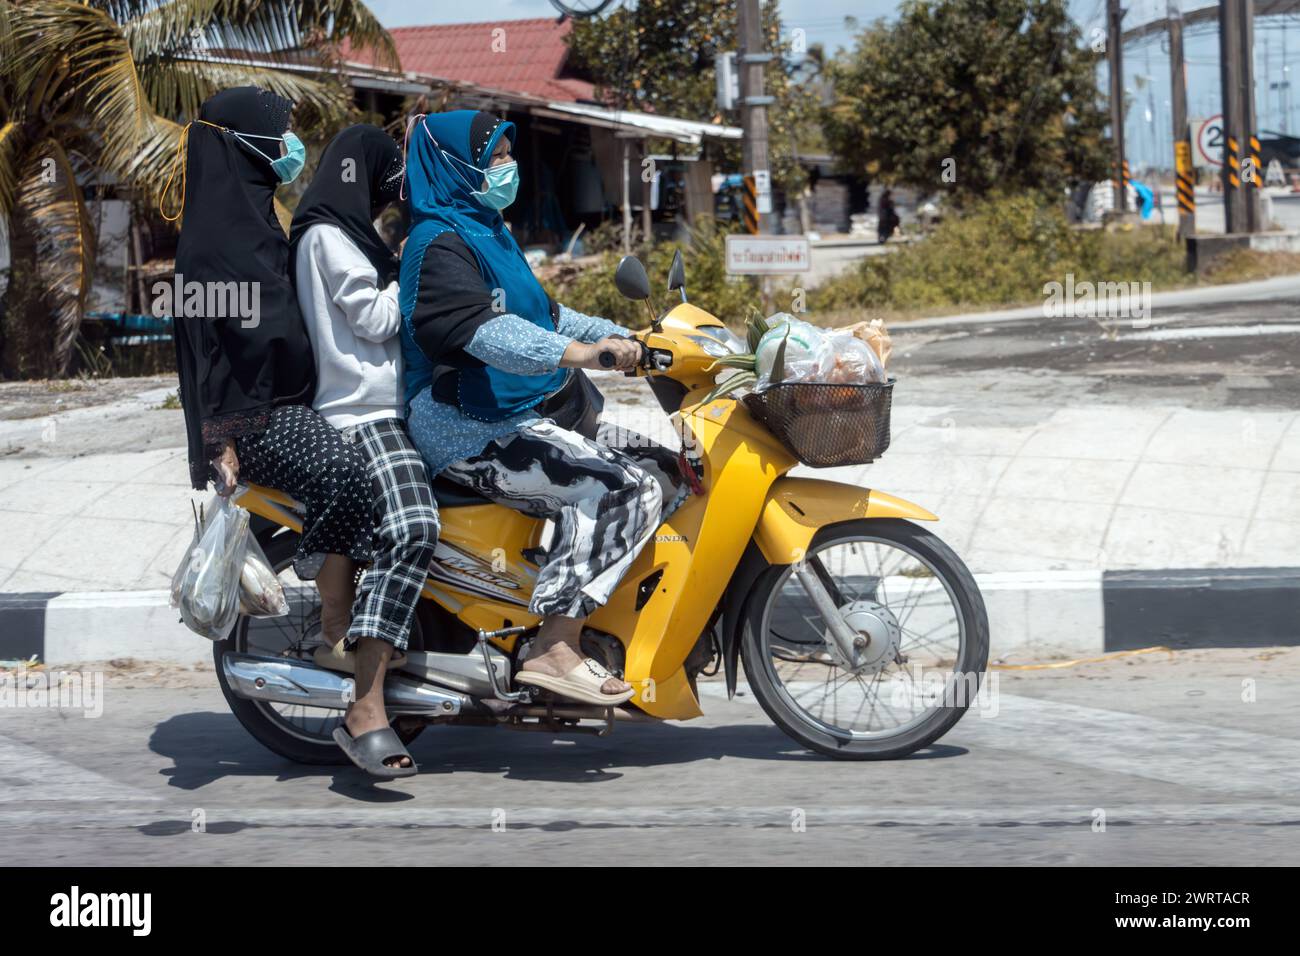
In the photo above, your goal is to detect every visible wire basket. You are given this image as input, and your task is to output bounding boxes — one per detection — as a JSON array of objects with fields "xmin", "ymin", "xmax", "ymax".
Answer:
[{"xmin": 743, "ymin": 380, "xmax": 894, "ymax": 467}]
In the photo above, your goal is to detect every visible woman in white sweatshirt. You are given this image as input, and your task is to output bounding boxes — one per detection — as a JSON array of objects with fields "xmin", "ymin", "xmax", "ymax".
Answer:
[{"xmin": 288, "ymin": 124, "xmax": 437, "ymax": 778}]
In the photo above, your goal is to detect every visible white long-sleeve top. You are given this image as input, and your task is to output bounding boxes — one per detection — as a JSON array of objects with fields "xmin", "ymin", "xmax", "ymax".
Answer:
[{"xmin": 294, "ymin": 222, "xmax": 403, "ymax": 428}]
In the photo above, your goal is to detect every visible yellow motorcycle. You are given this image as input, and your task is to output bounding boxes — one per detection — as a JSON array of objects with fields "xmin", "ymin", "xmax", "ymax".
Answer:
[{"xmin": 215, "ymin": 253, "xmax": 988, "ymax": 761}]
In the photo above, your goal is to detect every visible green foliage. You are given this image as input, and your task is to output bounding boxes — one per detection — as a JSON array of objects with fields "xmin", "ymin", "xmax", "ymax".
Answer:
[
  {"xmin": 811, "ymin": 194, "xmax": 1187, "ymax": 313},
  {"xmin": 547, "ymin": 217, "xmax": 760, "ymax": 328},
  {"xmin": 822, "ymin": 0, "xmax": 1109, "ymax": 202},
  {"xmin": 565, "ymin": 0, "xmax": 819, "ymax": 195}
]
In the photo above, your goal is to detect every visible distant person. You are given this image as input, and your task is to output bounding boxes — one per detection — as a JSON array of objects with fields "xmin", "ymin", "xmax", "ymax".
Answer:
[{"xmin": 878, "ymin": 188, "xmax": 900, "ymax": 243}]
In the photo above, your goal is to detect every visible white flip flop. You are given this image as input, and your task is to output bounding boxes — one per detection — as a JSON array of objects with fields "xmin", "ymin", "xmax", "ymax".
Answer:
[
  {"xmin": 516, "ymin": 657, "xmax": 635, "ymax": 706},
  {"xmin": 313, "ymin": 641, "xmax": 406, "ymax": 674}
]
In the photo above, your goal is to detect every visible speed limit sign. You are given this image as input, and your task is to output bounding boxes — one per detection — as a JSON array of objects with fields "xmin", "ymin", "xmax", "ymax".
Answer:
[{"xmin": 1195, "ymin": 115, "xmax": 1224, "ymax": 168}]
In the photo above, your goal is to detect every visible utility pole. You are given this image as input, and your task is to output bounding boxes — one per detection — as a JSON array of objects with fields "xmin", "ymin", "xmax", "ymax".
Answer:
[
  {"xmin": 1242, "ymin": 0, "xmax": 1261, "ymax": 231},
  {"xmin": 1219, "ymin": 0, "xmax": 1259, "ymax": 232},
  {"xmin": 1169, "ymin": 0, "xmax": 1196, "ymax": 238},
  {"xmin": 1107, "ymin": 0, "xmax": 1127, "ymax": 212},
  {"xmin": 737, "ymin": 0, "xmax": 774, "ymax": 233}
]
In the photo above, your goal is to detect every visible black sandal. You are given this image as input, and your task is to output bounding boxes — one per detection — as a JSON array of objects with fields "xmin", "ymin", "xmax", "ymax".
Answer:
[{"xmin": 332, "ymin": 725, "xmax": 417, "ymax": 779}]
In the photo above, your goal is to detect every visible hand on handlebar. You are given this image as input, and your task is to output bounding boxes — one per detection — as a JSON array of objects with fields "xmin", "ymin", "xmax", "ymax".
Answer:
[{"xmin": 562, "ymin": 335, "xmax": 641, "ymax": 372}]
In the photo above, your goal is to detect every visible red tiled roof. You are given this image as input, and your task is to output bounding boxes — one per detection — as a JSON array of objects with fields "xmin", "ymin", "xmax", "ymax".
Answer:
[{"xmin": 346, "ymin": 17, "xmax": 595, "ymax": 103}]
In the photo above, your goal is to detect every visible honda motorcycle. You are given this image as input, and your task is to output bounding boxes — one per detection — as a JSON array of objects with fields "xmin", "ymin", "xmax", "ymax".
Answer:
[{"xmin": 215, "ymin": 253, "xmax": 989, "ymax": 761}]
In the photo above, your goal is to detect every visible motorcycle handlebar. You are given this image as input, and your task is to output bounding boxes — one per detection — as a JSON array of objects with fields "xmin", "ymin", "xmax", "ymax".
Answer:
[{"xmin": 598, "ymin": 337, "xmax": 672, "ymax": 373}]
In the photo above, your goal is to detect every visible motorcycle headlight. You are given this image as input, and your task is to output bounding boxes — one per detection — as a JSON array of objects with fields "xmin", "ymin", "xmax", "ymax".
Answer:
[{"xmin": 687, "ymin": 326, "xmax": 746, "ymax": 357}]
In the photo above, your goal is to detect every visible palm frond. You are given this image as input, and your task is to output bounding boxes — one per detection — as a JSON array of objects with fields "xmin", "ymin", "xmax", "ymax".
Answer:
[
  {"xmin": 0, "ymin": 121, "xmax": 21, "ymax": 224},
  {"xmin": 138, "ymin": 56, "xmax": 352, "ymax": 124},
  {"xmin": 10, "ymin": 1, "xmax": 152, "ymax": 176},
  {"xmin": 17, "ymin": 139, "xmax": 96, "ymax": 374},
  {"xmin": 112, "ymin": 0, "xmax": 398, "ymax": 71}
]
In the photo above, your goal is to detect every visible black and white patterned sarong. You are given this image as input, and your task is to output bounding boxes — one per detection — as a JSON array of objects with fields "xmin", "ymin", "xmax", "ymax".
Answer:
[{"xmin": 442, "ymin": 420, "xmax": 685, "ymax": 618}]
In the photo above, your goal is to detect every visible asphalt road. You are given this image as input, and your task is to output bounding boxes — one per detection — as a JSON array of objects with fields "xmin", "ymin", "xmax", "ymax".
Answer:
[
  {"xmin": 2, "ymin": 649, "xmax": 1297, "ymax": 865},
  {"xmin": 890, "ymin": 281, "xmax": 1300, "ymax": 411}
]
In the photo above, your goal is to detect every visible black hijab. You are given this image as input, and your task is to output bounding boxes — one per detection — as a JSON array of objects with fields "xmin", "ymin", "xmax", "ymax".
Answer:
[
  {"xmin": 172, "ymin": 86, "xmax": 316, "ymax": 489},
  {"xmin": 289, "ymin": 124, "xmax": 405, "ymax": 285}
]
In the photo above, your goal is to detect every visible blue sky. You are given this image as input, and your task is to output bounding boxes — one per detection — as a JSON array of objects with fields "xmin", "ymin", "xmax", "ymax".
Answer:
[{"xmin": 366, "ymin": 1, "xmax": 1298, "ymax": 170}]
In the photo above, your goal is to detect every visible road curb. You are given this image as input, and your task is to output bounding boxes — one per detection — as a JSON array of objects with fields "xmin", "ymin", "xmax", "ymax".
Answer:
[{"xmin": 1, "ymin": 569, "xmax": 1297, "ymax": 667}]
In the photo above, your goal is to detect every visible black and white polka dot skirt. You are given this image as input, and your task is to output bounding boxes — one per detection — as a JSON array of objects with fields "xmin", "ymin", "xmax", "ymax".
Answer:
[{"xmin": 235, "ymin": 404, "xmax": 373, "ymax": 579}]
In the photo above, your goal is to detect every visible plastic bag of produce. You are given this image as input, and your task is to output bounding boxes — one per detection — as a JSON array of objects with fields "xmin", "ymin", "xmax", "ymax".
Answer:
[
  {"xmin": 824, "ymin": 333, "xmax": 888, "ymax": 384},
  {"xmin": 840, "ymin": 318, "xmax": 892, "ymax": 367},
  {"xmin": 239, "ymin": 530, "xmax": 288, "ymax": 618},
  {"xmin": 171, "ymin": 496, "xmax": 249, "ymax": 640},
  {"xmin": 754, "ymin": 314, "xmax": 834, "ymax": 388}
]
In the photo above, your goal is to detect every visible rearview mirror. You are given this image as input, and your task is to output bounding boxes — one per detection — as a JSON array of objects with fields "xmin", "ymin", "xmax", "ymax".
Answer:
[
  {"xmin": 667, "ymin": 249, "xmax": 687, "ymax": 302},
  {"xmin": 614, "ymin": 255, "xmax": 651, "ymax": 301}
]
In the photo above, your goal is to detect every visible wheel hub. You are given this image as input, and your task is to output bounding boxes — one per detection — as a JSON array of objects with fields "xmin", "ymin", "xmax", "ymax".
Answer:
[{"xmin": 826, "ymin": 599, "xmax": 902, "ymax": 673}]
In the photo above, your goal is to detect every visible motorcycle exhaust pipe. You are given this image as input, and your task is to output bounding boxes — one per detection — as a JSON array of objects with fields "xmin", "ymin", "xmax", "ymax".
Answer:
[{"xmin": 222, "ymin": 653, "xmax": 465, "ymax": 717}]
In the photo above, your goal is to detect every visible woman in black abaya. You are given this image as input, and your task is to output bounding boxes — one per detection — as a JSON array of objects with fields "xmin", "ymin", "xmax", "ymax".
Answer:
[{"xmin": 169, "ymin": 86, "xmax": 371, "ymax": 655}]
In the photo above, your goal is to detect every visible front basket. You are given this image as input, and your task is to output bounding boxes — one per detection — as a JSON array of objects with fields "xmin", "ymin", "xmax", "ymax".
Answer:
[{"xmin": 743, "ymin": 379, "xmax": 894, "ymax": 467}]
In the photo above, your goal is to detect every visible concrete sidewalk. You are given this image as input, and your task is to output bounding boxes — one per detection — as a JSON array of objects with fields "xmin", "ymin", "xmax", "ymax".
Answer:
[
  {"xmin": 1, "ymin": 377, "xmax": 1297, "ymax": 664},
  {"xmin": 2, "ymin": 382, "xmax": 1295, "ymax": 591}
]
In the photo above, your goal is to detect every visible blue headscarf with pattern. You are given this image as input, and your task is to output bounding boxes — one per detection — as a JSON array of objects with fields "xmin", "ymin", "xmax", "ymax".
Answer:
[{"xmin": 398, "ymin": 110, "xmax": 565, "ymax": 419}]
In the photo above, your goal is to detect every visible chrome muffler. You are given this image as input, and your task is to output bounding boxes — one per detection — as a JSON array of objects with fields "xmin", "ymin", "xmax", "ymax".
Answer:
[{"xmin": 222, "ymin": 653, "xmax": 465, "ymax": 716}]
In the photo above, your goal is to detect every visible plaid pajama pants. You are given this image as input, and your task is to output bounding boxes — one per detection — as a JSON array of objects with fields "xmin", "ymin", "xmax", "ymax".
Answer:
[{"xmin": 343, "ymin": 417, "xmax": 439, "ymax": 651}]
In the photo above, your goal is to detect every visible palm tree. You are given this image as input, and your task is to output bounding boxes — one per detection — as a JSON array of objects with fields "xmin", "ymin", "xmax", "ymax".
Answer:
[{"xmin": 0, "ymin": 0, "xmax": 397, "ymax": 378}]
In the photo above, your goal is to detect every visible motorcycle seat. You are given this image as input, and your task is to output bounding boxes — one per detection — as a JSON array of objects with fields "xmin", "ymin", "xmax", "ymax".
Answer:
[{"xmin": 429, "ymin": 474, "xmax": 493, "ymax": 509}]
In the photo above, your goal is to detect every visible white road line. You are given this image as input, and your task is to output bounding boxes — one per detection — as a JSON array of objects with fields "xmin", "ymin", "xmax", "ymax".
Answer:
[
  {"xmin": 1124, "ymin": 323, "xmax": 1300, "ymax": 341},
  {"xmin": 0, "ymin": 804, "xmax": 1295, "ymax": 830},
  {"xmin": 0, "ymin": 732, "xmax": 157, "ymax": 804}
]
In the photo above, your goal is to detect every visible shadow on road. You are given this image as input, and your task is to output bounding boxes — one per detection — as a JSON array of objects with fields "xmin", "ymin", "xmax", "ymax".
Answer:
[{"xmin": 148, "ymin": 711, "xmax": 969, "ymax": 796}]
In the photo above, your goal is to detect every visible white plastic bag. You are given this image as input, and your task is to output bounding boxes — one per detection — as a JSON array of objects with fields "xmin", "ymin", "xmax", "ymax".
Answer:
[
  {"xmin": 171, "ymin": 496, "xmax": 250, "ymax": 641},
  {"xmin": 238, "ymin": 530, "xmax": 288, "ymax": 618},
  {"xmin": 754, "ymin": 314, "xmax": 834, "ymax": 389}
]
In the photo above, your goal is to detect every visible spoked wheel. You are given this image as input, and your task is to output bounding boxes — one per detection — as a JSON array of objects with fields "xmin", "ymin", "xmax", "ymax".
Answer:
[
  {"xmin": 742, "ymin": 518, "xmax": 988, "ymax": 760},
  {"xmin": 213, "ymin": 531, "xmax": 422, "ymax": 765}
]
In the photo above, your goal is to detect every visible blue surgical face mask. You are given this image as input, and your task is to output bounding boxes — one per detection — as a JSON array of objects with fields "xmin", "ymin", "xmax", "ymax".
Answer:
[
  {"xmin": 232, "ymin": 129, "xmax": 306, "ymax": 184},
  {"xmin": 421, "ymin": 120, "xmax": 518, "ymax": 210},
  {"xmin": 475, "ymin": 160, "xmax": 519, "ymax": 210}
]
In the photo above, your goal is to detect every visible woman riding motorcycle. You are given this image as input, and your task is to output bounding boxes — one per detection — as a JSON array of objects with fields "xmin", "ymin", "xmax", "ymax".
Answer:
[
  {"xmin": 399, "ymin": 110, "xmax": 687, "ymax": 707},
  {"xmin": 168, "ymin": 87, "xmax": 373, "ymax": 666},
  {"xmin": 290, "ymin": 123, "xmax": 439, "ymax": 778}
]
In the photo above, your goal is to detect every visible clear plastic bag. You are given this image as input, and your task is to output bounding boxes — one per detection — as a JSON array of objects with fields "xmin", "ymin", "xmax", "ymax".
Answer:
[
  {"xmin": 823, "ymin": 333, "xmax": 888, "ymax": 384},
  {"xmin": 171, "ymin": 496, "xmax": 250, "ymax": 641},
  {"xmin": 754, "ymin": 315, "xmax": 834, "ymax": 389},
  {"xmin": 238, "ymin": 530, "xmax": 288, "ymax": 619}
]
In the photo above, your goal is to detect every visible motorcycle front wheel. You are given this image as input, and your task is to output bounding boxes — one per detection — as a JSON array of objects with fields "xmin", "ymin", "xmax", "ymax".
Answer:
[{"xmin": 741, "ymin": 518, "xmax": 989, "ymax": 760}]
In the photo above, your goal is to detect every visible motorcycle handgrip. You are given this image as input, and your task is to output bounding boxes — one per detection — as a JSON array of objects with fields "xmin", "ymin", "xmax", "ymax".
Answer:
[{"xmin": 598, "ymin": 350, "xmax": 616, "ymax": 368}]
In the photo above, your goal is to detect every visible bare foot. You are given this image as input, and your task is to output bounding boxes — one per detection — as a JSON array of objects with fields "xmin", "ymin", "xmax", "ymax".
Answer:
[{"xmin": 522, "ymin": 638, "xmax": 631, "ymax": 696}]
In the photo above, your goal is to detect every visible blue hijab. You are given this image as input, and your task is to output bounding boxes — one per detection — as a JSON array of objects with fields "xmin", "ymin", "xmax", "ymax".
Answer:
[{"xmin": 399, "ymin": 110, "xmax": 565, "ymax": 419}]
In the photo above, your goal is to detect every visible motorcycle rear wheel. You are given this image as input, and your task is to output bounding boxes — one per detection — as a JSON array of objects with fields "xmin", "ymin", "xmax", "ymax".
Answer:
[
  {"xmin": 741, "ymin": 518, "xmax": 989, "ymax": 760},
  {"xmin": 213, "ymin": 530, "xmax": 423, "ymax": 766}
]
